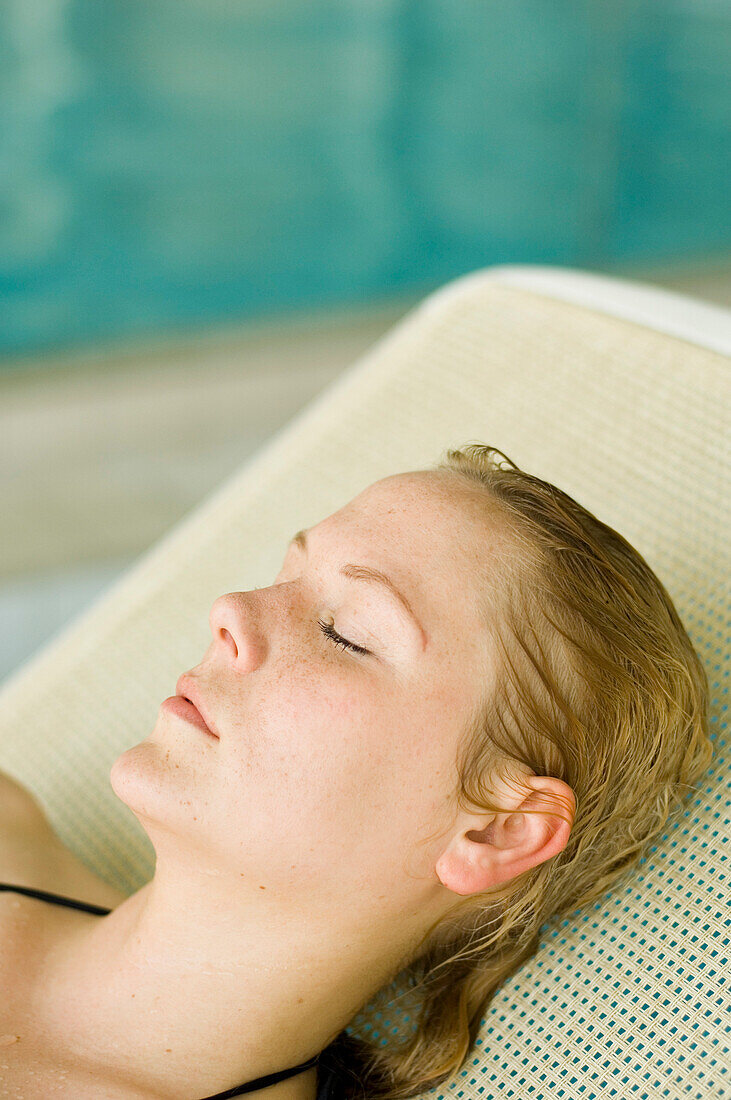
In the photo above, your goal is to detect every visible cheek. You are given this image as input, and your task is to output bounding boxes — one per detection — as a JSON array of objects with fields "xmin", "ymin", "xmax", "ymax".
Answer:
[
  {"xmin": 225, "ymin": 662, "xmax": 382, "ymax": 800},
  {"xmin": 217, "ymin": 663, "xmax": 456, "ymax": 887}
]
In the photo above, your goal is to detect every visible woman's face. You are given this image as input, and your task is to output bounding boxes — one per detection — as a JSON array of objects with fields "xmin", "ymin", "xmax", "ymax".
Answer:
[{"xmin": 114, "ymin": 470, "xmax": 505, "ymax": 909}]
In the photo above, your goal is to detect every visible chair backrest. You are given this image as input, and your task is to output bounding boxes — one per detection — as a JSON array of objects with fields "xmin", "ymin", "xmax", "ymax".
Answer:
[{"xmin": 1, "ymin": 264, "xmax": 728, "ymax": 1099}]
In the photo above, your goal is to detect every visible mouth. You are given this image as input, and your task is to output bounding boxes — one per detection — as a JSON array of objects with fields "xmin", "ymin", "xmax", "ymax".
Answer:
[
  {"xmin": 173, "ymin": 668, "xmax": 219, "ymax": 739},
  {"xmin": 161, "ymin": 695, "xmax": 219, "ymax": 739}
]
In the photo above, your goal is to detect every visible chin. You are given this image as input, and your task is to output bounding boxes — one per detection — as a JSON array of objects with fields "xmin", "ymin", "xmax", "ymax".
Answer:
[{"xmin": 109, "ymin": 741, "xmax": 165, "ymax": 814}]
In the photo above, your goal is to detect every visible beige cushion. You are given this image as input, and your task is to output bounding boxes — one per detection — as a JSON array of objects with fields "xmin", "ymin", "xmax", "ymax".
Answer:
[{"xmin": 1, "ymin": 264, "xmax": 728, "ymax": 1098}]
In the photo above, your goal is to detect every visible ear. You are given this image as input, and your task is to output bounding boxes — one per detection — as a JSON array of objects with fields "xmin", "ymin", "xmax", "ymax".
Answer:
[{"xmin": 435, "ymin": 777, "xmax": 576, "ymax": 898}]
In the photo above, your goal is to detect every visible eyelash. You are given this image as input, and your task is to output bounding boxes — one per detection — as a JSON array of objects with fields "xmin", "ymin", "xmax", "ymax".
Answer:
[{"xmin": 317, "ymin": 618, "xmax": 370, "ymax": 656}]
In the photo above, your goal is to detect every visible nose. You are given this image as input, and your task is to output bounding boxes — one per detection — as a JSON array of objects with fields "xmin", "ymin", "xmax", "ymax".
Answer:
[{"xmin": 208, "ymin": 592, "xmax": 264, "ymax": 669}]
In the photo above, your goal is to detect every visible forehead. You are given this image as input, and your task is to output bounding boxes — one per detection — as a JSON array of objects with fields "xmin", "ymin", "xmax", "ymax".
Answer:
[
  {"xmin": 342, "ymin": 469, "xmax": 489, "ymax": 543},
  {"xmin": 318, "ymin": 469, "xmax": 502, "ymax": 632}
]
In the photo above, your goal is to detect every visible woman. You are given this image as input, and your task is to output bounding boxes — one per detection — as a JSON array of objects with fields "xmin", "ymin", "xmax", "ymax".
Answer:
[{"xmin": 0, "ymin": 444, "xmax": 712, "ymax": 1099}]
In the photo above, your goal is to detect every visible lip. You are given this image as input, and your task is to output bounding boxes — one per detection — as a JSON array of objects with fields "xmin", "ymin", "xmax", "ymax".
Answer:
[
  {"xmin": 161, "ymin": 696, "xmax": 218, "ymax": 739},
  {"xmin": 168, "ymin": 675, "xmax": 220, "ymax": 739}
]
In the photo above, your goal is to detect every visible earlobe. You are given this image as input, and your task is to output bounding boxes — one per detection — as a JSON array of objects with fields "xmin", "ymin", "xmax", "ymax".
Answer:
[{"xmin": 435, "ymin": 833, "xmax": 498, "ymax": 897}]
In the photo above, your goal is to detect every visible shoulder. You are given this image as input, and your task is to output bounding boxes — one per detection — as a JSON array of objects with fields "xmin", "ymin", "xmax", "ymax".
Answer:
[
  {"xmin": 0, "ymin": 770, "xmax": 51, "ymax": 836},
  {"xmin": 0, "ymin": 769, "xmax": 128, "ymax": 909}
]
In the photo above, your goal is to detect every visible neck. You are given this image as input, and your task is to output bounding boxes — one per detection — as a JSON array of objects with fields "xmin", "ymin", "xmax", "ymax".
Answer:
[{"xmin": 23, "ymin": 863, "xmax": 420, "ymax": 1099}]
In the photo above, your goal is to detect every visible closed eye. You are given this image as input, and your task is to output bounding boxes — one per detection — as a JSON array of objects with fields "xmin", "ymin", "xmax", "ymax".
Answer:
[{"xmin": 317, "ymin": 618, "xmax": 371, "ymax": 656}]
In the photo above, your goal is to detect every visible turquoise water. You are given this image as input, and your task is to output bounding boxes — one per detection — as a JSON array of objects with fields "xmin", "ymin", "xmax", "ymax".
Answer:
[{"xmin": 1, "ymin": 0, "xmax": 729, "ymax": 360}]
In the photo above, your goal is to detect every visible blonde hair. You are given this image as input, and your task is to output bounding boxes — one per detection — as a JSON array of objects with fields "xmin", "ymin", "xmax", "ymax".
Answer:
[{"xmin": 321, "ymin": 443, "xmax": 714, "ymax": 1099}]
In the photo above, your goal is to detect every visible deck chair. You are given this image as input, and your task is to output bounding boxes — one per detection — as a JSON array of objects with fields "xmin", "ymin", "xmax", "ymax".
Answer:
[{"xmin": 1, "ymin": 264, "xmax": 728, "ymax": 1099}]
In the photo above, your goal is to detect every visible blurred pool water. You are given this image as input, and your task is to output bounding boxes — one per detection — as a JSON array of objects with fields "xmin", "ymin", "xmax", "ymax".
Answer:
[{"xmin": 1, "ymin": 0, "xmax": 729, "ymax": 359}]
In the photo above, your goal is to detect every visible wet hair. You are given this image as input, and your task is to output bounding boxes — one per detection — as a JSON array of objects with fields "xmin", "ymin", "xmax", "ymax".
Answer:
[{"xmin": 326, "ymin": 443, "xmax": 714, "ymax": 1098}]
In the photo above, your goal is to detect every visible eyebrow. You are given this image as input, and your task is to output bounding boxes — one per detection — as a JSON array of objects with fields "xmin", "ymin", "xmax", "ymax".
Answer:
[{"xmin": 289, "ymin": 528, "xmax": 428, "ymax": 650}]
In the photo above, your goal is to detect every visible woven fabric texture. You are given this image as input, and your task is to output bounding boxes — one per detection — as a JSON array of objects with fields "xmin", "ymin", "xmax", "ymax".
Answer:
[{"xmin": 0, "ymin": 270, "xmax": 728, "ymax": 1099}]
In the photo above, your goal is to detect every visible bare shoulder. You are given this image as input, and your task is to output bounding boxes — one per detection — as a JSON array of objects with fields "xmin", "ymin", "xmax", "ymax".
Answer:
[
  {"xmin": 0, "ymin": 769, "xmax": 128, "ymax": 909},
  {"xmin": 0, "ymin": 769, "xmax": 49, "ymax": 830}
]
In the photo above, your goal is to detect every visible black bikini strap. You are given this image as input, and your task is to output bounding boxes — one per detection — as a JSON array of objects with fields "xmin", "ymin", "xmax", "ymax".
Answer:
[
  {"xmin": 0, "ymin": 883, "xmax": 112, "ymax": 915},
  {"xmin": 202, "ymin": 1052, "xmax": 321, "ymax": 1098}
]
